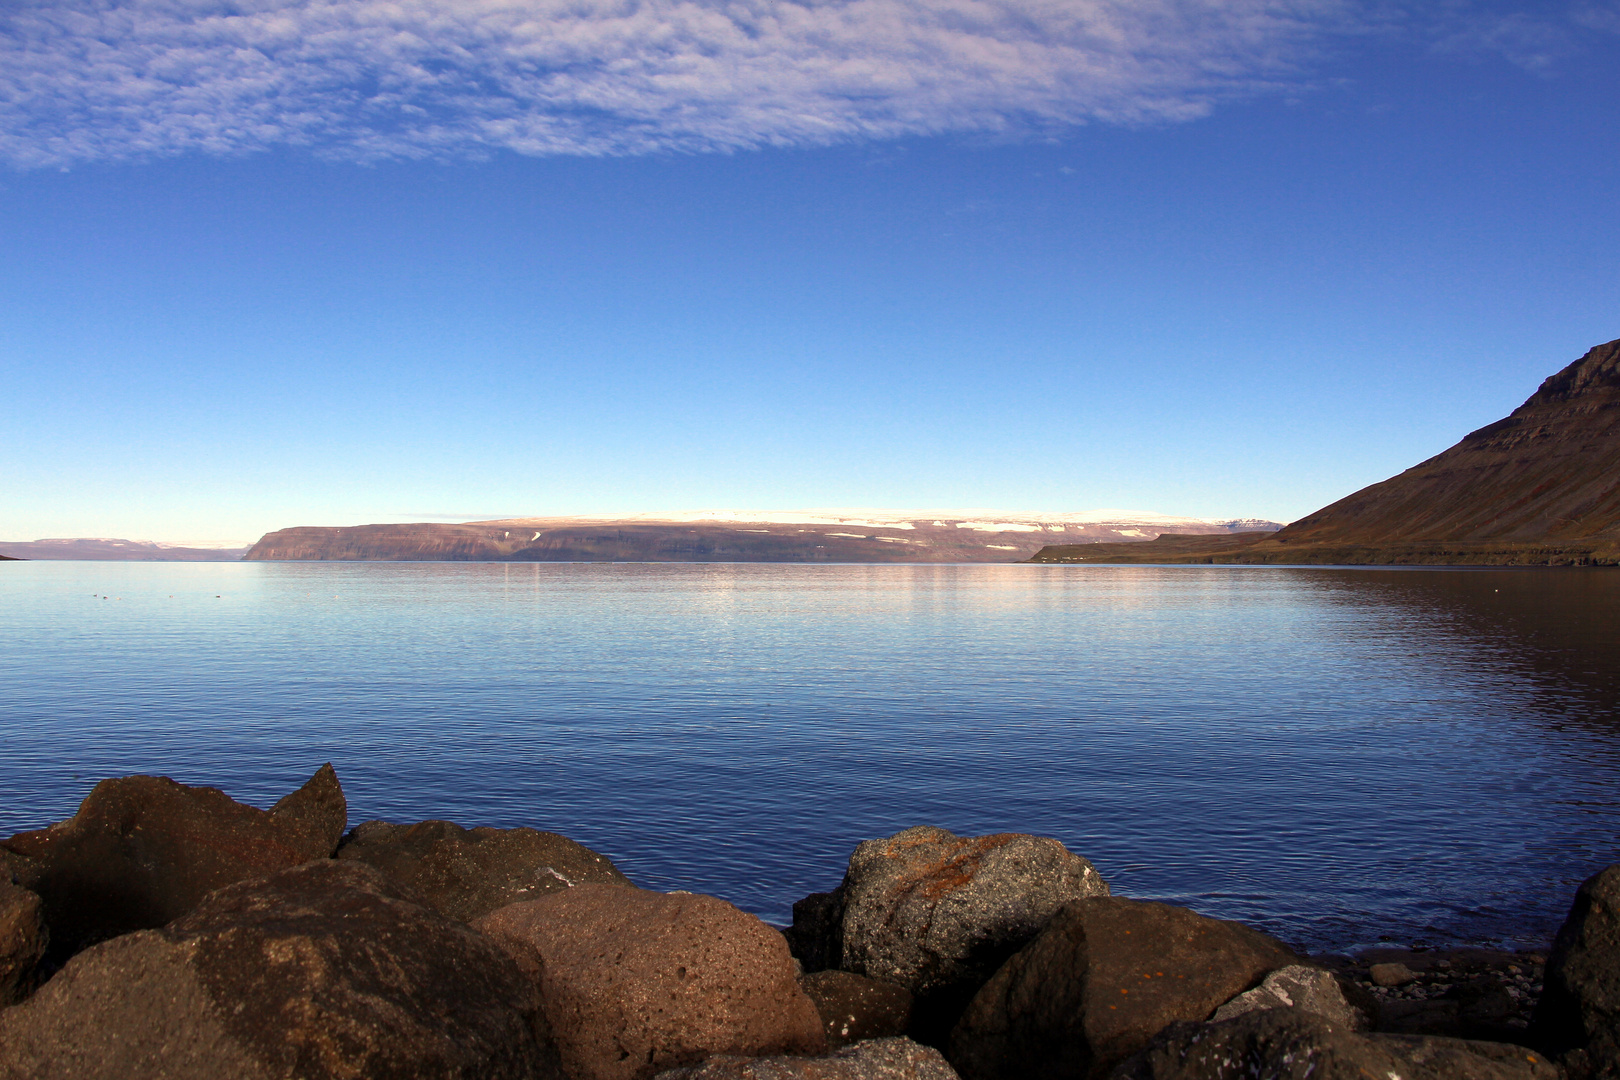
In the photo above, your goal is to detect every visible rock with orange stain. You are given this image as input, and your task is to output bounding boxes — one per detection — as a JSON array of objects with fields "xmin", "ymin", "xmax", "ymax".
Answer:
[
  {"xmin": 948, "ymin": 896, "xmax": 1298, "ymax": 1080},
  {"xmin": 787, "ymin": 827, "xmax": 1108, "ymax": 1042}
]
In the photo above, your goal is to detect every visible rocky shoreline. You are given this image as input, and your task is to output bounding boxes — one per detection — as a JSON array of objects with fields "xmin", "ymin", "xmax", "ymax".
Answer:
[{"xmin": 1, "ymin": 766, "xmax": 1611, "ymax": 1080}]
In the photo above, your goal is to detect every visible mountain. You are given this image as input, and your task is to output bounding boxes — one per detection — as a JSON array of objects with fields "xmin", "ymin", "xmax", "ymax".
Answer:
[
  {"xmin": 0, "ymin": 538, "xmax": 249, "ymax": 561},
  {"xmin": 244, "ymin": 510, "xmax": 1281, "ymax": 563},
  {"xmin": 1031, "ymin": 337, "xmax": 1620, "ymax": 566}
]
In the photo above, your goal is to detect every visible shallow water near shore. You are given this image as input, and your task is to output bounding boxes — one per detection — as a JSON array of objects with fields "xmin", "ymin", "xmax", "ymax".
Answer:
[{"xmin": 3, "ymin": 560, "xmax": 1618, "ymax": 953}]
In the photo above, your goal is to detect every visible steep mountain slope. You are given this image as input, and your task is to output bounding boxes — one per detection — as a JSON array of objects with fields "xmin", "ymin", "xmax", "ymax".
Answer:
[
  {"xmin": 1277, "ymin": 337, "xmax": 1620, "ymax": 545},
  {"xmin": 1032, "ymin": 337, "xmax": 1620, "ymax": 566}
]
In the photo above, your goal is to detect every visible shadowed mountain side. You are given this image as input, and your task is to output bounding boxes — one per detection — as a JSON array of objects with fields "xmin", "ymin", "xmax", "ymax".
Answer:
[
  {"xmin": 1028, "ymin": 533, "xmax": 1620, "ymax": 565},
  {"xmin": 0, "ymin": 554, "xmax": 17, "ymax": 561},
  {"xmin": 1032, "ymin": 337, "xmax": 1620, "ymax": 566},
  {"xmin": 244, "ymin": 516, "xmax": 1276, "ymax": 563}
]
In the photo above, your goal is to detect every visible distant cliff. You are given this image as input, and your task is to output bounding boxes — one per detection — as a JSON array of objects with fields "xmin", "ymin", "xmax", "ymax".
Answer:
[
  {"xmin": 1031, "ymin": 337, "xmax": 1620, "ymax": 566},
  {"xmin": 0, "ymin": 538, "xmax": 247, "ymax": 561},
  {"xmin": 244, "ymin": 512, "xmax": 1280, "ymax": 563}
]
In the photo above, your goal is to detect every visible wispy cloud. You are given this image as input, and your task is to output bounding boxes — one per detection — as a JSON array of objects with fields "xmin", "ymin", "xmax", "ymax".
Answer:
[
  {"xmin": 1, "ymin": 0, "xmax": 1365, "ymax": 166},
  {"xmin": 4, "ymin": 1, "xmax": 1611, "ymax": 168},
  {"xmin": 1428, "ymin": 0, "xmax": 1620, "ymax": 73}
]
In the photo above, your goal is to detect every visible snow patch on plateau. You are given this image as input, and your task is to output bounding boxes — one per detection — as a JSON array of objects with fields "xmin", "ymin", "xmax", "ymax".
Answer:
[{"xmin": 473, "ymin": 508, "xmax": 1280, "ymax": 531}]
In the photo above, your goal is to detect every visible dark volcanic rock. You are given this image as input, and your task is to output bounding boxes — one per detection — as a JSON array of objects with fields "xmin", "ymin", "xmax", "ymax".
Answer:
[
  {"xmin": 948, "ymin": 896, "xmax": 1299, "ymax": 1080},
  {"xmin": 790, "ymin": 827, "xmax": 1107, "ymax": 1041},
  {"xmin": 652, "ymin": 1037, "xmax": 959, "ymax": 1079},
  {"xmin": 1534, "ymin": 864, "xmax": 1620, "ymax": 1072},
  {"xmin": 0, "ymin": 877, "xmax": 47, "ymax": 1004},
  {"xmin": 1, "ymin": 765, "xmax": 347, "ymax": 958},
  {"xmin": 801, "ymin": 970, "xmax": 915, "ymax": 1048},
  {"xmin": 1116, "ymin": 1008, "xmax": 1558, "ymax": 1080},
  {"xmin": 0, "ymin": 860, "xmax": 558, "ymax": 1080},
  {"xmin": 336, "ymin": 817, "xmax": 631, "ymax": 923},
  {"xmin": 786, "ymin": 889, "xmax": 847, "ymax": 974},
  {"xmin": 477, "ymin": 883, "xmax": 826, "ymax": 1080}
]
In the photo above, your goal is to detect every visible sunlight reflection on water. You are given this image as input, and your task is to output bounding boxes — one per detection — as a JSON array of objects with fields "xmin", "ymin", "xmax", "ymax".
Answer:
[{"xmin": 3, "ymin": 560, "xmax": 1618, "ymax": 951}]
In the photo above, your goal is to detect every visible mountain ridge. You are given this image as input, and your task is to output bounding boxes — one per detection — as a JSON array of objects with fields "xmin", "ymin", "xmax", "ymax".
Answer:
[{"xmin": 1031, "ymin": 337, "xmax": 1620, "ymax": 566}]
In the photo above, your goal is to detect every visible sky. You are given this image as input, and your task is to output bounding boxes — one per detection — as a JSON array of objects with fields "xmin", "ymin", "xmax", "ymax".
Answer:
[{"xmin": 2, "ymin": 1, "xmax": 1619, "ymax": 546}]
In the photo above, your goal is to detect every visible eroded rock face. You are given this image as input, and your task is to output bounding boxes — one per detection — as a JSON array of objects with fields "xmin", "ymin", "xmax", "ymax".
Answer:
[
  {"xmin": 948, "ymin": 896, "xmax": 1298, "ymax": 1080},
  {"xmin": 0, "ymin": 765, "xmax": 347, "ymax": 958},
  {"xmin": 1116, "ymin": 1008, "xmax": 1558, "ymax": 1080},
  {"xmin": 801, "ymin": 970, "xmax": 914, "ymax": 1048},
  {"xmin": 651, "ymin": 1037, "xmax": 960, "ymax": 1079},
  {"xmin": 1534, "ymin": 864, "xmax": 1620, "ymax": 1073},
  {"xmin": 336, "ymin": 817, "xmax": 631, "ymax": 923},
  {"xmin": 0, "ymin": 877, "xmax": 47, "ymax": 1004},
  {"xmin": 0, "ymin": 860, "xmax": 557, "ymax": 1080},
  {"xmin": 1210, "ymin": 965, "xmax": 1365, "ymax": 1030},
  {"xmin": 477, "ymin": 883, "xmax": 826, "ymax": 1080}
]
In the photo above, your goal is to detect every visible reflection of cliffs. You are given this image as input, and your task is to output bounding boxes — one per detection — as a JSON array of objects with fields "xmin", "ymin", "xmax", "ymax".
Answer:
[
  {"xmin": 244, "ymin": 512, "xmax": 1279, "ymax": 563},
  {"xmin": 1034, "ymin": 337, "xmax": 1620, "ymax": 565}
]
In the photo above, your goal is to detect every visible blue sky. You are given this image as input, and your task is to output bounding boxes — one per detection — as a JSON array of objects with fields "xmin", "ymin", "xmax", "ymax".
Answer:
[{"xmin": 3, "ymin": 1, "xmax": 1618, "ymax": 545}]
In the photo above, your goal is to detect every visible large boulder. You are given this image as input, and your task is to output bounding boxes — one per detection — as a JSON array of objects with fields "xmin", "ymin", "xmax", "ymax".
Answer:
[
  {"xmin": 1, "ymin": 765, "xmax": 347, "ymax": 958},
  {"xmin": 1533, "ymin": 865, "xmax": 1620, "ymax": 1075},
  {"xmin": 801, "ymin": 970, "xmax": 915, "ymax": 1048},
  {"xmin": 787, "ymin": 827, "xmax": 1108, "ymax": 1039},
  {"xmin": 336, "ymin": 817, "xmax": 632, "ymax": 923},
  {"xmin": 0, "ymin": 877, "xmax": 47, "ymax": 1004},
  {"xmin": 1117, "ymin": 1007, "xmax": 1558, "ymax": 1080},
  {"xmin": 948, "ymin": 896, "xmax": 1299, "ymax": 1080},
  {"xmin": 652, "ymin": 1037, "xmax": 959, "ymax": 1079},
  {"xmin": 0, "ymin": 860, "xmax": 558, "ymax": 1080},
  {"xmin": 477, "ymin": 883, "xmax": 826, "ymax": 1080}
]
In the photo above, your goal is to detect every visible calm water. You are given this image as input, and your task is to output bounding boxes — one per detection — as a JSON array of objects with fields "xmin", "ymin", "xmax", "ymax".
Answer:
[{"xmin": 3, "ymin": 560, "xmax": 1618, "ymax": 954}]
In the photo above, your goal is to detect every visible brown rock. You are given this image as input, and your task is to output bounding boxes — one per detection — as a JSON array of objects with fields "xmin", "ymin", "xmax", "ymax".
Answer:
[
  {"xmin": 801, "ymin": 970, "xmax": 914, "ymax": 1047},
  {"xmin": 652, "ymin": 1036, "xmax": 960, "ymax": 1079},
  {"xmin": 1, "ymin": 765, "xmax": 347, "ymax": 958},
  {"xmin": 477, "ymin": 883, "xmax": 826, "ymax": 1080},
  {"xmin": 336, "ymin": 817, "xmax": 631, "ymax": 923},
  {"xmin": 1116, "ymin": 1007, "xmax": 1558, "ymax": 1080},
  {"xmin": 948, "ymin": 896, "xmax": 1299, "ymax": 1080},
  {"xmin": 1371, "ymin": 962, "xmax": 1418, "ymax": 987},
  {"xmin": 0, "ymin": 860, "xmax": 557, "ymax": 1080},
  {"xmin": 0, "ymin": 878, "xmax": 47, "ymax": 1004}
]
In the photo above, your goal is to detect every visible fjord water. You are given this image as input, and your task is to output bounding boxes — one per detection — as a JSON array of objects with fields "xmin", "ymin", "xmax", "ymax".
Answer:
[{"xmin": 3, "ymin": 561, "xmax": 1618, "ymax": 953}]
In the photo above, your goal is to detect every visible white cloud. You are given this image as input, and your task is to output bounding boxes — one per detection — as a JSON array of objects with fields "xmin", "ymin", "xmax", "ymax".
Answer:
[{"xmin": 0, "ymin": 0, "xmax": 1362, "ymax": 166}]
